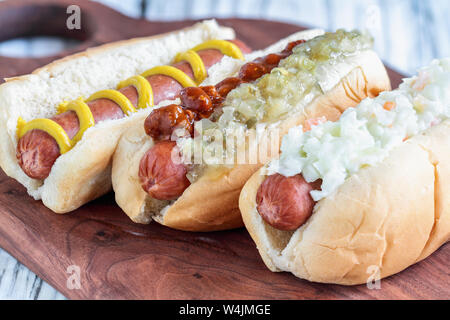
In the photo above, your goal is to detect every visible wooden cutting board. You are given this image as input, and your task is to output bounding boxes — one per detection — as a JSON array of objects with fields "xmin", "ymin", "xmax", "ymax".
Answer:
[{"xmin": 0, "ymin": 0, "xmax": 448, "ymax": 299}]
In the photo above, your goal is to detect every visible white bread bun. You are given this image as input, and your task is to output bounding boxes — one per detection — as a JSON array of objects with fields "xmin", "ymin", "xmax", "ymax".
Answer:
[
  {"xmin": 0, "ymin": 20, "xmax": 237, "ymax": 213},
  {"xmin": 112, "ymin": 31, "xmax": 391, "ymax": 231},
  {"xmin": 239, "ymin": 120, "xmax": 450, "ymax": 285}
]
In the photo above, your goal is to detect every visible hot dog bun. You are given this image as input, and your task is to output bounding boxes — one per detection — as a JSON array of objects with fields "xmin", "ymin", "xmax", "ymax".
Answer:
[
  {"xmin": 240, "ymin": 121, "xmax": 450, "ymax": 284},
  {"xmin": 0, "ymin": 20, "xmax": 239, "ymax": 213},
  {"xmin": 112, "ymin": 30, "xmax": 391, "ymax": 231},
  {"xmin": 239, "ymin": 60, "xmax": 450, "ymax": 284}
]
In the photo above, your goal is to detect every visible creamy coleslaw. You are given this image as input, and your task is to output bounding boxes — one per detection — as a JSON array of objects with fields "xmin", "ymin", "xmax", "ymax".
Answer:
[{"xmin": 267, "ymin": 58, "xmax": 450, "ymax": 201}]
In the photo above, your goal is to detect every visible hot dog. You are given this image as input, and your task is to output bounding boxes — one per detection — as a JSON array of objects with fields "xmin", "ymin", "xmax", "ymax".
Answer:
[
  {"xmin": 16, "ymin": 39, "xmax": 250, "ymax": 180},
  {"xmin": 139, "ymin": 140, "xmax": 190, "ymax": 200},
  {"xmin": 0, "ymin": 20, "xmax": 251, "ymax": 213},
  {"xmin": 256, "ymin": 174, "xmax": 321, "ymax": 231},
  {"xmin": 239, "ymin": 58, "xmax": 450, "ymax": 284},
  {"xmin": 112, "ymin": 29, "xmax": 391, "ymax": 231},
  {"xmin": 138, "ymin": 39, "xmax": 307, "ymax": 200}
]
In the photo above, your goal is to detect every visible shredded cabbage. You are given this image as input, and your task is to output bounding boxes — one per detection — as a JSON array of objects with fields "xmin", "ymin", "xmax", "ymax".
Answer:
[{"xmin": 268, "ymin": 58, "xmax": 450, "ymax": 201}]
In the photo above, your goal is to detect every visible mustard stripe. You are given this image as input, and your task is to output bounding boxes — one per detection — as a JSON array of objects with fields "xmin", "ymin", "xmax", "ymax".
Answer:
[
  {"xmin": 192, "ymin": 40, "xmax": 244, "ymax": 60},
  {"xmin": 174, "ymin": 50, "xmax": 207, "ymax": 85},
  {"xmin": 86, "ymin": 89, "xmax": 137, "ymax": 115},
  {"xmin": 141, "ymin": 65, "xmax": 197, "ymax": 88},
  {"xmin": 57, "ymin": 98, "xmax": 95, "ymax": 145},
  {"xmin": 117, "ymin": 75, "xmax": 153, "ymax": 109},
  {"xmin": 17, "ymin": 117, "xmax": 72, "ymax": 154}
]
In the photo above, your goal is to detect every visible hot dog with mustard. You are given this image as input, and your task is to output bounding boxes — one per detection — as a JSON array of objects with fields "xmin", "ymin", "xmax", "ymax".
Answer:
[{"xmin": 0, "ymin": 20, "xmax": 251, "ymax": 213}]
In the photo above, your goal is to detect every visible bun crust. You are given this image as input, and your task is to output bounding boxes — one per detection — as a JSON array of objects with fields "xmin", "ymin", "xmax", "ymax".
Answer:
[
  {"xmin": 113, "ymin": 44, "xmax": 391, "ymax": 231},
  {"xmin": 239, "ymin": 120, "xmax": 450, "ymax": 285},
  {"xmin": 0, "ymin": 20, "xmax": 236, "ymax": 213}
]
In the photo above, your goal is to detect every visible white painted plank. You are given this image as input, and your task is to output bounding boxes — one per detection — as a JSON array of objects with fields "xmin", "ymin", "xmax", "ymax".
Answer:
[
  {"xmin": 325, "ymin": 0, "xmax": 358, "ymax": 31},
  {"xmin": 145, "ymin": 0, "xmax": 191, "ymax": 20},
  {"xmin": 380, "ymin": 0, "xmax": 424, "ymax": 74},
  {"xmin": 186, "ymin": 0, "xmax": 215, "ymax": 18},
  {"xmin": 413, "ymin": 0, "xmax": 449, "ymax": 72},
  {"xmin": 0, "ymin": 250, "xmax": 66, "ymax": 300},
  {"xmin": 92, "ymin": 0, "xmax": 143, "ymax": 18},
  {"xmin": 0, "ymin": 38, "xmax": 29, "ymax": 58},
  {"xmin": 263, "ymin": 0, "xmax": 329, "ymax": 29},
  {"xmin": 0, "ymin": 37, "xmax": 79, "ymax": 58},
  {"xmin": 428, "ymin": 0, "xmax": 450, "ymax": 59},
  {"xmin": 232, "ymin": 0, "xmax": 267, "ymax": 18}
]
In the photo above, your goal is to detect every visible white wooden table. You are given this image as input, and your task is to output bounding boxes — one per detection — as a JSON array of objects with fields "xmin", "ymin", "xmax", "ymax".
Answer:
[{"xmin": 0, "ymin": 0, "xmax": 448, "ymax": 299}]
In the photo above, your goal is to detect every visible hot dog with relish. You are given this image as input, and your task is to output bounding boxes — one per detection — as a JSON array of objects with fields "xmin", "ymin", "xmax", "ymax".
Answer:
[{"xmin": 112, "ymin": 29, "xmax": 391, "ymax": 231}]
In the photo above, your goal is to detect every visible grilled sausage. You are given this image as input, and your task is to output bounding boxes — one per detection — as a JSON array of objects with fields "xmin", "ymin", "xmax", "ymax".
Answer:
[
  {"xmin": 138, "ymin": 39, "xmax": 307, "ymax": 200},
  {"xmin": 139, "ymin": 140, "xmax": 190, "ymax": 200},
  {"xmin": 17, "ymin": 40, "xmax": 251, "ymax": 180},
  {"xmin": 256, "ymin": 174, "xmax": 321, "ymax": 231}
]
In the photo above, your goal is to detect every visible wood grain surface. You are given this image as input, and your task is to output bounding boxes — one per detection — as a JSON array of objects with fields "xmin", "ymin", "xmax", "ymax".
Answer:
[{"xmin": 0, "ymin": 0, "xmax": 448, "ymax": 299}]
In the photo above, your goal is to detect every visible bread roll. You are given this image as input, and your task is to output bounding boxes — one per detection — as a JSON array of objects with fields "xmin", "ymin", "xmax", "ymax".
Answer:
[
  {"xmin": 0, "ymin": 20, "xmax": 237, "ymax": 213},
  {"xmin": 239, "ymin": 59, "xmax": 450, "ymax": 284},
  {"xmin": 112, "ymin": 30, "xmax": 391, "ymax": 231}
]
